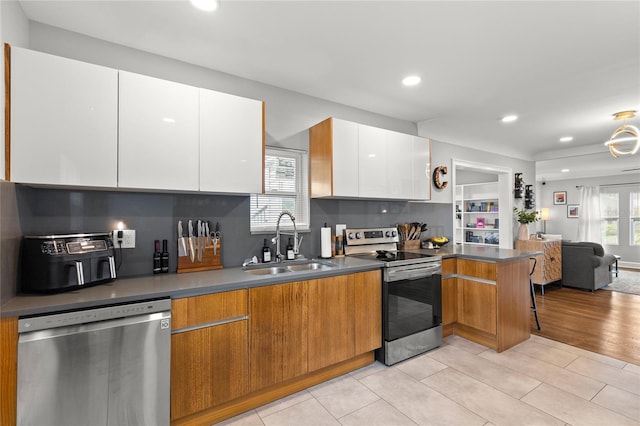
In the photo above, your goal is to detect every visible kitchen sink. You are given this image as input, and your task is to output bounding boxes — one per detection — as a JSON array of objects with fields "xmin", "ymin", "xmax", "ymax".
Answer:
[
  {"xmin": 243, "ymin": 260, "xmax": 337, "ymax": 275},
  {"xmin": 244, "ymin": 266, "xmax": 291, "ymax": 275}
]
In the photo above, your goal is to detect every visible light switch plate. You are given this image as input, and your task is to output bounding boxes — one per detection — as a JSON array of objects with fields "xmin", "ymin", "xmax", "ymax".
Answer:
[{"xmin": 112, "ymin": 229, "xmax": 136, "ymax": 249}]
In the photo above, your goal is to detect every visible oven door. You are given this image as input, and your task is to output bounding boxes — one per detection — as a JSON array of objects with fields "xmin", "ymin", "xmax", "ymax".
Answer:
[{"xmin": 383, "ymin": 263, "xmax": 442, "ymax": 343}]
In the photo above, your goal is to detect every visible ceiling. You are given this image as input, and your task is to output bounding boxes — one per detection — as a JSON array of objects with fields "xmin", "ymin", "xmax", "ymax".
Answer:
[{"xmin": 17, "ymin": 0, "xmax": 640, "ymax": 181}]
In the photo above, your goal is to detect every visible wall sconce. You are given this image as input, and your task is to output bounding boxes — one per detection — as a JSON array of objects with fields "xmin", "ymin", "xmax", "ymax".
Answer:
[
  {"xmin": 514, "ymin": 173, "xmax": 524, "ymax": 198},
  {"xmin": 540, "ymin": 208, "xmax": 549, "ymax": 233},
  {"xmin": 604, "ymin": 110, "xmax": 639, "ymax": 157}
]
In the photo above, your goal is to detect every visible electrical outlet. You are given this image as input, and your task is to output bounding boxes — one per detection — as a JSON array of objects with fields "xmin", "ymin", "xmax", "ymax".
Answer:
[{"xmin": 112, "ymin": 229, "xmax": 136, "ymax": 249}]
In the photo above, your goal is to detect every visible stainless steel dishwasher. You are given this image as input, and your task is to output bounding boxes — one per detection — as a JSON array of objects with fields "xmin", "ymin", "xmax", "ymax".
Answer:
[{"xmin": 17, "ymin": 299, "xmax": 171, "ymax": 426}]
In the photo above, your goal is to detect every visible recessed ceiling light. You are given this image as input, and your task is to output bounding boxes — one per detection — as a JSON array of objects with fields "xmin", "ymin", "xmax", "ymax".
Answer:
[
  {"xmin": 402, "ymin": 75, "xmax": 421, "ymax": 86},
  {"xmin": 501, "ymin": 115, "xmax": 518, "ymax": 123},
  {"xmin": 190, "ymin": 0, "xmax": 220, "ymax": 12},
  {"xmin": 559, "ymin": 136, "xmax": 573, "ymax": 142},
  {"xmin": 561, "ymin": 169, "xmax": 570, "ymax": 173}
]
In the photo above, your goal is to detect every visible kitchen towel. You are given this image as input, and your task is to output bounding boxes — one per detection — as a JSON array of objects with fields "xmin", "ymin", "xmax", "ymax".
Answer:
[{"xmin": 321, "ymin": 224, "xmax": 332, "ymax": 258}]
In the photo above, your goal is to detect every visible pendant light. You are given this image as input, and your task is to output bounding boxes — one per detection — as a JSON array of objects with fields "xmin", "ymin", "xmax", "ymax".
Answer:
[{"xmin": 604, "ymin": 110, "xmax": 639, "ymax": 157}]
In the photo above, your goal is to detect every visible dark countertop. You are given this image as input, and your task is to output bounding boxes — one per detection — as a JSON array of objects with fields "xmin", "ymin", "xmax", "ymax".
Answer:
[
  {"xmin": 403, "ymin": 244, "xmax": 540, "ymax": 262},
  {"xmin": 1, "ymin": 245, "xmax": 540, "ymax": 318}
]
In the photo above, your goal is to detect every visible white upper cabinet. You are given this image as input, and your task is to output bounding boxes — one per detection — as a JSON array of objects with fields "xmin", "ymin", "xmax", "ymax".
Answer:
[
  {"xmin": 358, "ymin": 124, "xmax": 388, "ymax": 198},
  {"xmin": 309, "ymin": 117, "xmax": 431, "ymax": 200},
  {"xmin": 118, "ymin": 71, "xmax": 199, "ymax": 191},
  {"xmin": 332, "ymin": 119, "xmax": 359, "ymax": 197},
  {"xmin": 199, "ymin": 89, "xmax": 263, "ymax": 194},
  {"xmin": 386, "ymin": 131, "xmax": 415, "ymax": 199},
  {"xmin": 10, "ymin": 47, "xmax": 118, "ymax": 186},
  {"xmin": 412, "ymin": 136, "xmax": 431, "ymax": 200}
]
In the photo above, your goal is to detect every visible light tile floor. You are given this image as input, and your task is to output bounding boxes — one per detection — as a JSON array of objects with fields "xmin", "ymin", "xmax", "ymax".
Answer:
[{"xmin": 218, "ymin": 335, "xmax": 640, "ymax": 426}]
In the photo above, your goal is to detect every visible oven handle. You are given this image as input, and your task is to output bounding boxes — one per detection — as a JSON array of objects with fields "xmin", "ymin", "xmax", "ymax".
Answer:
[{"xmin": 386, "ymin": 267, "xmax": 440, "ymax": 282}]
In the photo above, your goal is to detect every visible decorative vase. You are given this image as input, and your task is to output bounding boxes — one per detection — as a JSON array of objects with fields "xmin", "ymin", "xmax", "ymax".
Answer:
[{"xmin": 517, "ymin": 223, "xmax": 529, "ymax": 240}]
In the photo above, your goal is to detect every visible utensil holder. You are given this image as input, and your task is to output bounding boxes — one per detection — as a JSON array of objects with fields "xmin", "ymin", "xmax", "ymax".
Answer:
[
  {"xmin": 177, "ymin": 239, "xmax": 223, "ymax": 273},
  {"xmin": 398, "ymin": 240, "xmax": 421, "ymax": 250}
]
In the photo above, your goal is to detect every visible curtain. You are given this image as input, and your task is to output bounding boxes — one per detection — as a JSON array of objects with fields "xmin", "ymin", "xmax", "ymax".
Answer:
[{"xmin": 577, "ymin": 185, "xmax": 601, "ymax": 243}]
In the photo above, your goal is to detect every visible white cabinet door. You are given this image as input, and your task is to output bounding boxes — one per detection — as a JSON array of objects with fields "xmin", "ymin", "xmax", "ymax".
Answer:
[
  {"xmin": 387, "ymin": 131, "xmax": 414, "ymax": 199},
  {"xmin": 11, "ymin": 47, "xmax": 118, "ymax": 186},
  {"xmin": 412, "ymin": 136, "xmax": 431, "ymax": 200},
  {"xmin": 358, "ymin": 124, "xmax": 387, "ymax": 198},
  {"xmin": 199, "ymin": 89, "xmax": 263, "ymax": 194},
  {"xmin": 332, "ymin": 119, "xmax": 359, "ymax": 197},
  {"xmin": 118, "ymin": 71, "xmax": 199, "ymax": 191}
]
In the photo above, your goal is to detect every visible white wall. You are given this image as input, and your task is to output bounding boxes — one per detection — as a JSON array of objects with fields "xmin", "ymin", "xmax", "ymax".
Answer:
[{"xmin": 538, "ymin": 174, "xmax": 640, "ymax": 265}]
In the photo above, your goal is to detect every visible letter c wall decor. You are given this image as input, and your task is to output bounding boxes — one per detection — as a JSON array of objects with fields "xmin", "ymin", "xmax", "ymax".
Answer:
[{"xmin": 433, "ymin": 166, "xmax": 448, "ymax": 189}]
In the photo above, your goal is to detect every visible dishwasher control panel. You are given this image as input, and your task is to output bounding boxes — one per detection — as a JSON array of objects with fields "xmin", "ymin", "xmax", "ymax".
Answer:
[{"xmin": 19, "ymin": 299, "xmax": 171, "ymax": 333}]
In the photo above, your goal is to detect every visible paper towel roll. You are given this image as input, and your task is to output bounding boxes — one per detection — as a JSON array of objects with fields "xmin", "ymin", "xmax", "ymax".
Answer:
[{"xmin": 321, "ymin": 226, "xmax": 332, "ymax": 258}]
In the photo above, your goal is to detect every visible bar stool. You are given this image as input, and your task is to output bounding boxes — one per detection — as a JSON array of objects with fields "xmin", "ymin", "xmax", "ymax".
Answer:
[{"xmin": 530, "ymin": 257, "xmax": 541, "ymax": 330}]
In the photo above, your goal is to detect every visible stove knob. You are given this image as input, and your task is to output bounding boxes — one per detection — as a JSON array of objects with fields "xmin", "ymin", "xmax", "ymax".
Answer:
[
  {"xmin": 355, "ymin": 232, "xmax": 362, "ymax": 239},
  {"xmin": 391, "ymin": 230, "xmax": 397, "ymax": 237},
  {"xmin": 348, "ymin": 232, "xmax": 355, "ymax": 240},
  {"xmin": 385, "ymin": 230, "xmax": 391, "ymax": 237}
]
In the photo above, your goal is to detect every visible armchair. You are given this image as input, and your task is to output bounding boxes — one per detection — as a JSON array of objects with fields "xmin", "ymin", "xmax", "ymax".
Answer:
[{"xmin": 561, "ymin": 242, "xmax": 617, "ymax": 291}]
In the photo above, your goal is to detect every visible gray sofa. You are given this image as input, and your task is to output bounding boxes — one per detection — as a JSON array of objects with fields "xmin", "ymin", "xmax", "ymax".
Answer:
[{"xmin": 561, "ymin": 242, "xmax": 617, "ymax": 291}]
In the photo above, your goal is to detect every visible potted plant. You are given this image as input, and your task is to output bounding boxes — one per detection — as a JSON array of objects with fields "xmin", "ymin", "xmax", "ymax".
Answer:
[{"xmin": 513, "ymin": 207, "xmax": 539, "ymax": 240}]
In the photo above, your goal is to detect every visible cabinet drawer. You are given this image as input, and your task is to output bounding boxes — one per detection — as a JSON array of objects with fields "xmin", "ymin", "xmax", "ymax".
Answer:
[
  {"xmin": 457, "ymin": 259, "xmax": 496, "ymax": 281},
  {"xmin": 172, "ymin": 290, "xmax": 247, "ymax": 330},
  {"xmin": 442, "ymin": 258, "xmax": 456, "ymax": 275}
]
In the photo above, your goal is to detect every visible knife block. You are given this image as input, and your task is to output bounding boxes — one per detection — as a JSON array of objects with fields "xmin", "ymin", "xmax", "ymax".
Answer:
[
  {"xmin": 398, "ymin": 240, "xmax": 421, "ymax": 250},
  {"xmin": 177, "ymin": 239, "xmax": 223, "ymax": 273}
]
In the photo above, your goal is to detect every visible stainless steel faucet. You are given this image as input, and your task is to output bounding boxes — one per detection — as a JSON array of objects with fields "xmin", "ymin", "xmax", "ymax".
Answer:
[{"xmin": 272, "ymin": 210, "xmax": 300, "ymax": 262}]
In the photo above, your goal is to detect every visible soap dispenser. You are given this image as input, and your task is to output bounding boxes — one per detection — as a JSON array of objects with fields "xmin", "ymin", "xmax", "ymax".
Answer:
[
  {"xmin": 262, "ymin": 238, "xmax": 271, "ymax": 263},
  {"xmin": 286, "ymin": 237, "xmax": 295, "ymax": 260}
]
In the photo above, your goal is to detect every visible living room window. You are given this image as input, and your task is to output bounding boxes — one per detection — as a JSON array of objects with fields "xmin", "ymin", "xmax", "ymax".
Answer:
[
  {"xmin": 631, "ymin": 192, "xmax": 640, "ymax": 246},
  {"xmin": 250, "ymin": 147, "xmax": 310, "ymax": 233},
  {"xmin": 600, "ymin": 192, "xmax": 619, "ymax": 245}
]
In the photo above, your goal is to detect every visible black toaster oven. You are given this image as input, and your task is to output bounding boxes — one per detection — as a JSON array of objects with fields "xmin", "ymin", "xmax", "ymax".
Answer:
[{"xmin": 20, "ymin": 233, "xmax": 117, "ymax": 293}]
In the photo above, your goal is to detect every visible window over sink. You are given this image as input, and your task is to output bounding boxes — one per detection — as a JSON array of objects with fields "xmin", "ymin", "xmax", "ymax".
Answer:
[{"xmin": 250, "ymin": 147, "xmax": 310, "ymax": 233}]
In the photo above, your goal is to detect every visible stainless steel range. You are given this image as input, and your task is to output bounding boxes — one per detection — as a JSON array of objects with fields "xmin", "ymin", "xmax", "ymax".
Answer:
[{"xmin": 344, "ymin": 227, "xmax": 442, "ymax": 365}]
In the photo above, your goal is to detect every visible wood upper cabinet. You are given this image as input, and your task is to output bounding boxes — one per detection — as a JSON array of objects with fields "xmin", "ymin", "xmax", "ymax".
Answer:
[
  {"xmin": 199, "ymin": 89, "xmax": 264, "ymax": 194},
  {"xmin": 249, "ymin": 281, "xmax": 308, "ymax": 392},
  {"xmin": 170, "ymin": 291, "xmax": 249, "ymax": 421},
  {"xmin": 309, "ymin": 117, "xmax": 359, "ymax": 198},
  {"xmin": 118, "ymin": 71, "xmax": 200, "ymax": 191},
  {"xmin": 309, "ymin": 117, "xmax": 431, "ymax": 200},
  {"xmin": 9, "ymin": 46, "xmax": 118, "ymax": 186}
]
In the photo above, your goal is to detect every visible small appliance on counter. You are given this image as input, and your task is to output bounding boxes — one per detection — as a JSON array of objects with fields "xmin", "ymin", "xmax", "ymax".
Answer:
[{"xmin": 20, "ymin": 233, "xmax": 117, "ymax": 293}]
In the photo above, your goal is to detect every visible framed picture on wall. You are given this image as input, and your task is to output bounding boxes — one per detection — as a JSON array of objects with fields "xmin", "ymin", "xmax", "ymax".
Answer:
[
  {"xmin": 553, "ymin": 191, "xmax": 567, "ymax": 205},
  {"xmin": 567, "ymin": 204, "xmax": 579, "ymax": 218}
]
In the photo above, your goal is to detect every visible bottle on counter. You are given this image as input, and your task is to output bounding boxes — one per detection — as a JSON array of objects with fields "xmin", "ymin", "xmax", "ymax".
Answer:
[
  {"xmin": 286, "ymin": 237, "xmax": 295, "ymax": 260},
  {"xmin": 161, "ymin": 239, "xmax": 169, "ymax": 273},
  {"xmin": 262, "ymin": 238, "xmax": 271, "ymax": 263},
  {"xmin": 153, "ymin": 240, "xmax": 161, "ymax": 274}
]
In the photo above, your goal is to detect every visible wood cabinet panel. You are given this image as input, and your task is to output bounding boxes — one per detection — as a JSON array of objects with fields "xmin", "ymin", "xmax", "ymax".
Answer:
[
  {"xmin": 441, "ymin": 277, "xmax": 458, "ymax": 327},
  {"xmin": 0, "ymin": 317, "xmax": 17, "ymax": 426},
  {"xmin": 457, "ymin": 278, "xmax": 496, "ymax": 335},
  {"xmin": 442, "ymin": 258, "xmax": 456, "ymax": 275},
  {"xmin": 457, "ymin": 259, "xmax": 496, "ymax": 281},
  {"xmin": 353, "ymin": 270, "xmax": 382, "ymax": 354},
  {"xmin": 172, "ymin": 290, "xmax": 247, "ymax": 330},
  {"xmin": 496, "ymin": 258, "xmax": 530, "ymax": 352},
  {"xmin": 308, "ymin": 275, "xmax": 356, "ymax": 371},
  {"xmin": 171, "ymin": 320, "xmax": 248, "ymax": 420},
  {"xmin": 249, "ymin": 282, "xmax": 308, "ymax": 392}
]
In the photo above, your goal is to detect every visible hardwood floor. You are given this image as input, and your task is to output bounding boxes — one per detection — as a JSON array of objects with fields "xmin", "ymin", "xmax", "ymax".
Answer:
[{"xmin": 530, "ymin": 278, "xmax": 640, "ymax": 365}]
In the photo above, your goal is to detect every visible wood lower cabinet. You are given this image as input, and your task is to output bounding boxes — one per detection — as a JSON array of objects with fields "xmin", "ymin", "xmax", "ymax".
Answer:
[
  {"xmin": 170, "ymin": 290, "xmax": 249, "ymax": 421},
  {"xmin": 448, "ymin": 258, "xmax": 530, "ymax": 352},
  {"xmin": 249, "ymin": 282, "xmax": 308, "ymax": 392},
  {"xmin": 441, "ymin": 258, "xmax": 457, "ymax": 335},
  {"xmin": 354, "ymin": 270, "xmax": 382, "ymax": 354},
  {"xmin": 1, "ymin": 317, "xmax": 18, "ymax": 426}
]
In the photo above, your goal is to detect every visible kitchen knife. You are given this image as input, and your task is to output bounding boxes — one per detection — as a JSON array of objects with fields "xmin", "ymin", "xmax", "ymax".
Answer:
[
  {"xmin": 178, "ymin": 221, "xmax": 187, "ymax": 256},
  {"xmin": 197, "ymin": 220, "xmax": 203, "ymax": 261},
  {"xmin": 188, "ymin": 220, "xmax": 195, "ymax": 262},
  {"xmin": 204, "ymin": 221, "xmax": 211, "ymax": 245}
]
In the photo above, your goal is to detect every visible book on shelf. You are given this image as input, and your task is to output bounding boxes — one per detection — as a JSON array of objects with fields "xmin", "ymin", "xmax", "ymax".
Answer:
[{"xmin": 476, "ymin": 217, "xmax": 485, "ymax": 228}]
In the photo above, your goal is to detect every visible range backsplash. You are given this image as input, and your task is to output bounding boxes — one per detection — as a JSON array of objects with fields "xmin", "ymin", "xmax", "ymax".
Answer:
[{"xmin": 9, "ymin": 184, "xmax": 451, "ymax": 288}]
